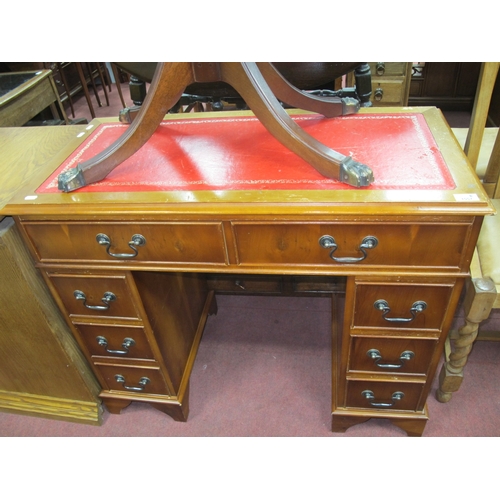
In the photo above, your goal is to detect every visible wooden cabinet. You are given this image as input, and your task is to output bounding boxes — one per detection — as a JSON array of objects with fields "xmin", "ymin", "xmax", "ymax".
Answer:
[
  {"xmin": 409, "ymin": 62, "xmax": 482, "ymax": 111},
  {"xmin": 1, "ymin": 107, "xmax": 493, "ymax": 436},
  {"xmin": 368, "ymin": 62, "xmax": 413, "ymax": 106}
]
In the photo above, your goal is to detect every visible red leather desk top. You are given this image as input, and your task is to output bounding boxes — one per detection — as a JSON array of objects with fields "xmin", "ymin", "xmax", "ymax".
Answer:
[{"xmin": 37, "ymin": 113, "xmax": 455, "ymax": 193}]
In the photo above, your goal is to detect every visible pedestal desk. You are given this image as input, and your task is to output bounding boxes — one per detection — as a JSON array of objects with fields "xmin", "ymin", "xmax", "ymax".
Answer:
[{"xmin": 1, "ymin": 107, "xmax": 494, "ymax": 436}]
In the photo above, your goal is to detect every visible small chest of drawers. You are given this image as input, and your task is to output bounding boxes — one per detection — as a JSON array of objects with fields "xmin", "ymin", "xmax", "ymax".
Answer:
[{"xmin": 368, "ymin": 62, "xmax": 413, "ymax": 106}]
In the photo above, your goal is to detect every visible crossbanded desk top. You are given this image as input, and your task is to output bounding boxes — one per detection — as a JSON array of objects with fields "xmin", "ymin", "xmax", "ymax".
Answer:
[{"xmin": 0, "ymin": 107, "xmax": 494, "ymax": 219}]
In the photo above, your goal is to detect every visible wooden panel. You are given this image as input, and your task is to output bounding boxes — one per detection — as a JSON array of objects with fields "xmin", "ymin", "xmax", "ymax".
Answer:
[
  {"xmin": 22, "ymin": 221, "xmax": 227, "ymax": 265},
  {"xmin": 0, "ymin": 72, "xmax": 58, "ymax": 127},
  {"xmin": 133, "ymin": 271, "xmax": 210, "ymax": 392},
  {"xmin": 0, "ymin": 217, "xmax": 100, "ymax": 422},
  {"xmin": 208, "ymin": 274, "xmax": 283, "ymax": 293},
  {"xmin": 231, "ymin": 222, "xmax": 470, "ymax": 270}
]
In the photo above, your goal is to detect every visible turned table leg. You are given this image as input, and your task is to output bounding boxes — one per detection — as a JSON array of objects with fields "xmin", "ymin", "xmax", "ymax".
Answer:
[{"xmin": 437, "ymin": 277, "xmax": 496, "ymax": 402}]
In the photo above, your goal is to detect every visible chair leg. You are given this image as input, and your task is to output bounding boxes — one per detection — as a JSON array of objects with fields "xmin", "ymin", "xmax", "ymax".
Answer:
[
  {"xmin": 111, "ymin": 63, "xmax": 127, "ymax": 108},
  {"xmin": 95, "ymin": 63, "xmax": 110, "ymax": 106},
  {"xmin": 85, "ymin": 62, "xmax": 102, "ymax": 107},
  {"xmin": 57, "ymin": 63, "xmax": 75, "ymax": 118},
  {"xmin": 75, "ymin": 62, "xmax": 96, "ymax": 119},
  {"xmin": 437, "ymin": 277, "xmax": 496, "ymax": 402}
]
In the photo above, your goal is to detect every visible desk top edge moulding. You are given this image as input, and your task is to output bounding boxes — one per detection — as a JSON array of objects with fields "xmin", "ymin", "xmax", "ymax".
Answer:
[{"xmin": 0, "ymin": 101, "xmax": 494, "ymax": 436}]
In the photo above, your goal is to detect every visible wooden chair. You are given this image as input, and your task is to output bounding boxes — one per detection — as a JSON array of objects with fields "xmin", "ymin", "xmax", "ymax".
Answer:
[{"xmin": 437, "ymin": 62, "xmax": 500, "ymax": 402}]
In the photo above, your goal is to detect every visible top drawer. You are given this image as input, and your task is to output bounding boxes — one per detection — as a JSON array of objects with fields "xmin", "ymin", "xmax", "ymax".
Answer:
[
  {"xmin": 369, "ymin": 62, "xmax": 408, "ymax": 77},
  {"xmin": 231, "ymin": 222, "xmax": 471, "ymax": 271},
  {"xmin": 22, "ymin": 221, "xmax": 227, "ymax": 265}
]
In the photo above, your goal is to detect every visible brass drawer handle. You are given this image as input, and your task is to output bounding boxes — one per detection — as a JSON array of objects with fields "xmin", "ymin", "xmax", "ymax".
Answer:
[
  {"xmin": 96, "ymin": 336, "xmax": 135, "ymax": 355},
  {"xmin": 73, "ymin": 290, "xmax": 116, "ymax": 310},
  {"xmin": 96, "ymin": 233, "xmax": 146, "ymax": 259},
  {"xmin": 374, "ymin": 299, "xmax": 427, "ymax": 322},
  {"xmin": 376, "ymin": 62, "xmax": 385, "ymax": 76},
  {"xmin": 362, "ymin": 390, "xmax": 404, "ymax": 408},
  {"xmin": 367, "ymin": 349, "xmax": 414, "ymax": 369},
  {"xmin": 319, "ymin": 235, "xmax": 378, "ymax": 263},
  {"xmin": 115, "ymin": 375, "xmax": 150, "ymax": 392},
  {"xmin": 374, "ymin": 87, "xmax": 384, "ymax": 101}
]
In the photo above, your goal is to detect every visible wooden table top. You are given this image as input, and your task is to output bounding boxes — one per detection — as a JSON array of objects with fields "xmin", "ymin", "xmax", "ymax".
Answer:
[{"xmin": 0, "ymin": 107, "xmax": 494, "ymax": 218}]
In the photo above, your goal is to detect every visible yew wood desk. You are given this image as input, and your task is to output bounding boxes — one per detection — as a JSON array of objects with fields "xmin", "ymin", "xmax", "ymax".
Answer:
[{"xmin": 1, "ymin": 107, "xmax": 494, "ymax": 436}]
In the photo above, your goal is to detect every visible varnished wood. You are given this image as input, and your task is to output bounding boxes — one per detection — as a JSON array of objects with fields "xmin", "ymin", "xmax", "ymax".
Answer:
[
  {"xmin": 0, "ymin": 70, "xmax": 69, "ymax": 126},
  {"xmin": 464, "ymin": 62, "xmax": 500, "ymax": 170},
  {"xmin": 0, "ymin": 108, "xmax": 494, "ymax": 436},
  {"xmin": 437, "ymin": 277, "xmax": 496, "ymax": 402},
  {"xmin": 369, "ymin": 62, "xmax": 413, "ymax": 107},
  {"xmin": 437, "ymin": 63, "xmax": 500, "ymax": 402},
  {"xmin": 0, "ymin": 218, "xmax": 101, "ymax": 423},
  {"xmin": 100, "ymin": 397, "xmax": 131, "ymax": 414}
]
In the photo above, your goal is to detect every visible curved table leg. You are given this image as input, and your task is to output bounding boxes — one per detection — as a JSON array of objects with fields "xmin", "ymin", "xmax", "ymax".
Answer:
[
  {"xmin": 58, "ymin": 62, "xmax": 195, "ymax": 192},
  {"xmin": 437, "ymin": 277, "xmax": 496, "ymax": 402},
  {"xmin": 221, "ymin": 62, "xmax": 373, "ymax": 187},
  {"xmin": 256, "ymin": 62, "xmax": 359, "ymax": 117},
  {"xmin": 59, "ymin": 62, "xmax": 373, "ymax": 191}
]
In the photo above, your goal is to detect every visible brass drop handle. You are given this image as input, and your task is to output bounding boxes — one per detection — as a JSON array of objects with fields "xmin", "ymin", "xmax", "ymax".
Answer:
[
  {"xmin": 362, "ymin": 390, "xmax": 404, "ymax": 408},
  {"xmin": 96, "ymin": 336, "xmax": 135, "ymax": 355},
  {"xmin": 96, "ymin": 233, "xmax": 146, "ymax": 259},
  {"xmin": 115, "ymin": 375, "xmax": 150, "ymax": 392},
  {"xmin": 374, "ymin": 87, "xmax": 384, "ymax": 101},
  {"xmin": 367, "ymin": 349, "xmax": 415, "ymax": 369},
  {"xmin": 74, "ymin": 290, "xmax": 116, "ymax": 310},
  {"xmin": 374, "ymin": 299, "xmax": 427, "ymax": 322},
  {"xmin": 376, "ymin": 62, "xmax": 386, "ymax": 75},
  {"xmin": 319, "ymin": 235, "xmax": 378, "ymax": 263}
]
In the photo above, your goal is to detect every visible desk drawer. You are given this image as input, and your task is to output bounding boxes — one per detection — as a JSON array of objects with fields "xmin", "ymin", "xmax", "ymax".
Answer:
[
  {"xmin": 231, "ymin": 222, "xmax": 469, "ymax": 269},
  {"xmin": 22, "ymin": 221, "xmax": 227, "ymax": 265},
  {"xmin": 369, "ymin": 62, "xmax": 408, "ymax": 77},
  {"xmin": 95, "ymin": 363, "xmax": 170, "ymax": 396},
  {"xmin": 207, "ymin": 274, "xmax": 283, "ymax": 293},
  {"xmin": 348, "ymin": 337, "xmax": 438, "ymax": 375},
  {"xmin": 352, "ymin": 281, "xmax": 454, "ymax": 330},
  {"xmin": 371, "ymin": 79, "xmax": 405, "ymax": 104},
  {"xmin": 48, "ymin": 272, "xmax": 142, "ymax": 320},
  {"xmin": 346, "ymin": 380, "xmax": 424, "ymax": 411},
  {"xmin": 75, "ymin": 323, "xmax": 155, "ymax": 360}
]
